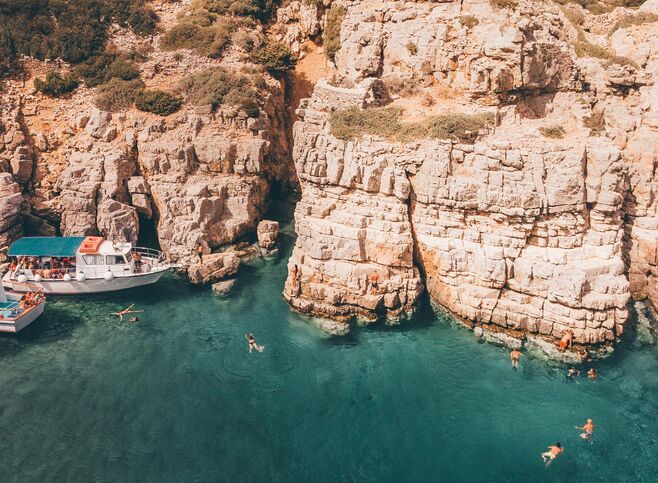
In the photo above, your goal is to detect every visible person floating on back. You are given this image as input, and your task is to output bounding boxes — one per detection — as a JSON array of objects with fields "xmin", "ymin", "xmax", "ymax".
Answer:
[
  {"xmin": 510, "ymin": 349, "xmax": 522, "ymax": 369},
  {"xmin": 559, "ymin": 329, "xmax": 573, "ymax": 352},
  {"xmin": 541, "ymin": 442, "xmax": 563, "ymax": 466},
  {"xmin": 245, "ymin": 333, "xmax": 264, "ymax": 353},
  {"xmin": 576, "ymin": 419, "xmax": 595, "ymax": 440}
]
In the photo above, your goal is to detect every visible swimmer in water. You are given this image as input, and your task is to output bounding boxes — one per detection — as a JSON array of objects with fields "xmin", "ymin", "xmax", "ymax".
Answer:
[
  {"xmin": 510, "ymin": 349, "xmax": 522, "ymax": 369},
  {"xmin": 245, "ymin": 333, "xmax": 264, "ymax": 353},
  {"xmin": 541, "ymin": 442, "xmax": 563, "ymax": 466},
  {"xmin": 587, "ymin": 368, "xmax": 598, "ymax": 379},
  {"xmin": 567, "ymin": 367, "xmax": 580, "ymax": 378},
  {"xmin": 576, "ymin": 419, "xmax": 595, "ymax": 440}
]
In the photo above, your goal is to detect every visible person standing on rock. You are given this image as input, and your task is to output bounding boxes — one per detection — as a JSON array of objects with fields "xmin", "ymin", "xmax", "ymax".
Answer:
[
  {"xmin": 196, "ymin": 243, "xmax": 204, "ymax": 264},
  {"xmin": 559, "ymin": 329, "xmax": 573, "ymax": 352},
  {"xmin": 370, "ymin": 272, "xmax": 379, "ymax": 295},
  {"xmin": 510, "ymin": 349, "xmax": 522, "ymax": 369}
]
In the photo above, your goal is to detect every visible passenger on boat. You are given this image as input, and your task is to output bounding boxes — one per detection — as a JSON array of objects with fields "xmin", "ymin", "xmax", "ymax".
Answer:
[
  {"xmin": 132, "ymin": 252, "xmax": 143, "ymax": 273},
  {"xmin": 43, "ymin": 268, "xmax": 52, "ymax": 279}
]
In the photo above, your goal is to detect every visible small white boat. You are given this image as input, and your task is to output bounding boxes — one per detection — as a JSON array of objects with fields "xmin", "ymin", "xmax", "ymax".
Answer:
[
  {"xmin": 0, "ymin": 282, "xmax": 46, "ymax": 333},
  {"xmin": 3, "ymin": 236, "xmax": 176, "ymax": 295}
]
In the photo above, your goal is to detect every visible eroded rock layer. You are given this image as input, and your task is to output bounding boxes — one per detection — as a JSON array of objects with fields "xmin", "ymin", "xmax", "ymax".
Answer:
[{"xmin": 285, "ymin": 0, "xmax": 658, "ymax": 347}]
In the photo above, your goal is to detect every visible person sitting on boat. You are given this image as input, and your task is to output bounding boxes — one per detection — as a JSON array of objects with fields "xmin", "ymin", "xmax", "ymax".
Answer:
[
  {"xmin": 43, "ymin": 268, "xmax": 52, "ymax": 279},
  {"xmin": 132, "ymin": 251, "xmax": 143, "ymax": 273},
  {"xmin": 9, "ymin": 259, "xmax": 16, "ymax": 273}
]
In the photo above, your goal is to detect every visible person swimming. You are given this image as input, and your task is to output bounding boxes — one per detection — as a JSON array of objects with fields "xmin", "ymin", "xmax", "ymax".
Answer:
[
  {"xmin": 541, "ymin": 442, "xmax": 563, "ymax": 466},
  {"xmin": 576, "ymin": 419, "xmax": 595, "ymax": 440},
  {"xmin": 510, "ymin": 349, "xmax": 522, "ymax": 369},
  {"xmin": 245, "ymin": 333, "xmax": 264, "ymax": 353},
  {"xmin": 587, "ymin": 368, "xmax": 598, "ymax": 379},
  {"xmin": 567, "ymin": 367, "xmax": 580, "ymax": 378}
]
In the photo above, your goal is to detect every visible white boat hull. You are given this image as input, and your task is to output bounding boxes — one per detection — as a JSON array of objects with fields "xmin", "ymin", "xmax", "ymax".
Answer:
[
  {"xmin": 3, "ymin": 270, "xmax": 167, "ymax": 295},
  {"xmin": 0, "ymin": 296, "xmax": 46, "ymax": 333}
]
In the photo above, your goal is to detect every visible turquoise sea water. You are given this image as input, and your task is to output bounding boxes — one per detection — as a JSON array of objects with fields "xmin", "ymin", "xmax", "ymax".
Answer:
[{"xmin": 1, "ymin": 217, "xmax": 657, "ymax": 482}]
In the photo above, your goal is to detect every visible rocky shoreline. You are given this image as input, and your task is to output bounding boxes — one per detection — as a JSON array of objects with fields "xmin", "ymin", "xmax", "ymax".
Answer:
[{"xmin": 1, "ymin": 0, "xmax": 657, "ymax": 357}]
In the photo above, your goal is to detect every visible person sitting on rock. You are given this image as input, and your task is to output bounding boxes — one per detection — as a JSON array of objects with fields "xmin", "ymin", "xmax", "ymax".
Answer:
[
  {"xmin": 510, "ymin": 349, "xmax": 522, "ymax": 369},
  {"xmin": 587, "ymin": 368, "xmax": 598, "ymax": 380},
  {"xmin": 576, "ymin": 419, "xmax": 595, "ymax": 440},
  {"xmin": 559, "ymin": 329, "xmax": 573, "ymax": 352},
  {"xmin": 541, "ymin": 442, "xmax": 563, "ymax": 466}
]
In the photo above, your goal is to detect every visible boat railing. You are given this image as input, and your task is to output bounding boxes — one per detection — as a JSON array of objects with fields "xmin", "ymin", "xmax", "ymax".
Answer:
[
  {"xmin": 8, "ymin": 267, "xmax": 76, "ymax": 280},
  {"xmin": 132, "ymin": 246, "xmax": 166, "ymax": 261}
]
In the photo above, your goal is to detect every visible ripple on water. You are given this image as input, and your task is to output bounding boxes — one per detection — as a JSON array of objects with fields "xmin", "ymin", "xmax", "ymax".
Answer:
[{"xmin": 0, "ymin": 225, "xmax": 657, "ymax": 481}]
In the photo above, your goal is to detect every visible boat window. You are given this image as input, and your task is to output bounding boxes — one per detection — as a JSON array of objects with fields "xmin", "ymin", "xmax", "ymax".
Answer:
[
  {"xmin": 106, "ymin": 255, "xmax": 126, "ymax": 265},
  {"xmin": 82, "ymin": 254, "xmax": 104, "ymax": 265}
]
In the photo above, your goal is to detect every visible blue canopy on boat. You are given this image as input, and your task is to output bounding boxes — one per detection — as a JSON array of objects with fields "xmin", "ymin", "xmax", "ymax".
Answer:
[{"xmin": 7, "ymin": 237, "xmax": 86, "ymax": 257}]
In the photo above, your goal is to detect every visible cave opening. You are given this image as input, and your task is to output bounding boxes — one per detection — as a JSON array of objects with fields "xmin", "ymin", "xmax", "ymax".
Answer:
[{"xmin": 137, "ymin": 213, "xmax": 160, "ymax": 250}]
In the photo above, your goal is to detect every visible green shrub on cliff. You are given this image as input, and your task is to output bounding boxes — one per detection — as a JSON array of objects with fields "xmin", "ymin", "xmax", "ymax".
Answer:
[
  {"xmin": 251, "ymin": 38, "xmax": 297, "ymax": 75},
  {"xmin": 75, "ymin": 52, "xmax": 141, "ymax": 87},
  {"xmin": 94, "ymin": 78, "xmax": 145, "ymax": 111},
  {"xmin": 34, "ymin": 71, "xmax": 79, "ymax": 97},
  {"xmin": 135, "ymin": 89, "xmax": 183, "ymax": 116},
  {"xmin": 160, "ymin": 17, "xmax": 235, "ymax": 58},
  {"xmin": 324, "ymin": 4, "xmax": 346, "ymax": 61},
  {"xmin": 179, "ymin": 67, "xmax": 262, "ymax": 116},
  {"xmin": 0, "ymin": 0, "xmax": 159, "ymax": 79},
  {"xmin": 329, "ymin": 106, "xmax": 494, "ymax": 142}
]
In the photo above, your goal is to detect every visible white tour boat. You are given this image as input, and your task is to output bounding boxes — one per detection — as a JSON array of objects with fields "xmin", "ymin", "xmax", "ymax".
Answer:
[
  {"xmin": 3, "ymin": 236, "xmax": 176, "ymax": 295},
  {"xmin": 0, "ymin": 282, "xmax": 46, "ymax": 333}
]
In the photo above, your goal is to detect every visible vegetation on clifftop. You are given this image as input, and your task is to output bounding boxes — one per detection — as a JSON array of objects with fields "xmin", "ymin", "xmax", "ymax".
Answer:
[
  {"xmin": 135, "ymin": 89, "xmax": 183, "ymax": 116},
  {"xmin": 34, "ymin": 71, "xmax": 79, "ymax": 97},
  {"xmin": 179, "ymin": 67, "xmax": 264, "ymax": 116},
  {"xmin": 0, "ymin": 0, "xmax": 158, "ymax": 78},
  {"xmin": 330, "ymin": 107, "xmax": 494, "ymax": 143},
  {"xmin": 324, "ymin": 4, "xmax": 346, "ymax": 61}
]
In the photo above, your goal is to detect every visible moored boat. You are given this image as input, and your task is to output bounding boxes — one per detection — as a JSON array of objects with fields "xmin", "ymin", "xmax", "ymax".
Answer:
[
  {"xmin": 2, "ymin": 236, "xmax": 176, "ymax": 295},
  {"xmin": 0, "ymin": 282, "xmax": 46, "ymax": 333}
]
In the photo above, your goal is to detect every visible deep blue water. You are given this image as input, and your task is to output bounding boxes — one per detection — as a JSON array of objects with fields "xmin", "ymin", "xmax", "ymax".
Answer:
[{"xmin": 0, "ymin": 219, "xmax": 657, "ymax": 482}]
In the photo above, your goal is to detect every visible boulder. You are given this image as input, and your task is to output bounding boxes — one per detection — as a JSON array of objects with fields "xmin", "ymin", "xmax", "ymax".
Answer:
[
  {"xmin": 257, "ymin": 220, "xmax": 280, "ymax": 249},
  {"xmin": 187, "ymin": 252, "xmax": 240, "ymax": 285}
]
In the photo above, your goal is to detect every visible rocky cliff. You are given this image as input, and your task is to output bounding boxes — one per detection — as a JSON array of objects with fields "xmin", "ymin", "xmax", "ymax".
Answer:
[
  {"xmin": 0, "ymin": 1, "xmax": 293, "ymax": 276},
  {"xmin": 284, "ymin": 0, "xmax": 658, "ymax": 350}
]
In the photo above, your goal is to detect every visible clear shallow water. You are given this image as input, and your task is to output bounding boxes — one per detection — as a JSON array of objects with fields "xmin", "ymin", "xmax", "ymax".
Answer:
[{"xmin": 1, "ymin": 221, "xmax": 657, "ymax": 482}]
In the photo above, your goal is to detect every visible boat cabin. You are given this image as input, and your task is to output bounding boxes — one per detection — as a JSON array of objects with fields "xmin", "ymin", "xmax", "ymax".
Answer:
[{"xmin": 6, "ymin": 236, "xmax": 154, "ymax": 281}]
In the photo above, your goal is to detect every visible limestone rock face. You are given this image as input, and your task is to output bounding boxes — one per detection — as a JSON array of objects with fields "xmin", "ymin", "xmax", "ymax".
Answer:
[
  {"xmin": 285, "ymin": 0, "xmax": 657, "ymax": 347},
  {"xmin": 188, "ymin": 252, "xmax": 240, "ymax": 285},
  {"xmin": 257, "ymin": 220, "xmax": 280, "ymax": 249},
  {"xmin": 0, "ymin": 0, "xmax": 292, "ymax": 277},
  {"xmin": 0, "ymin": 173, "xmax": 24, "ymax": 262}
]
